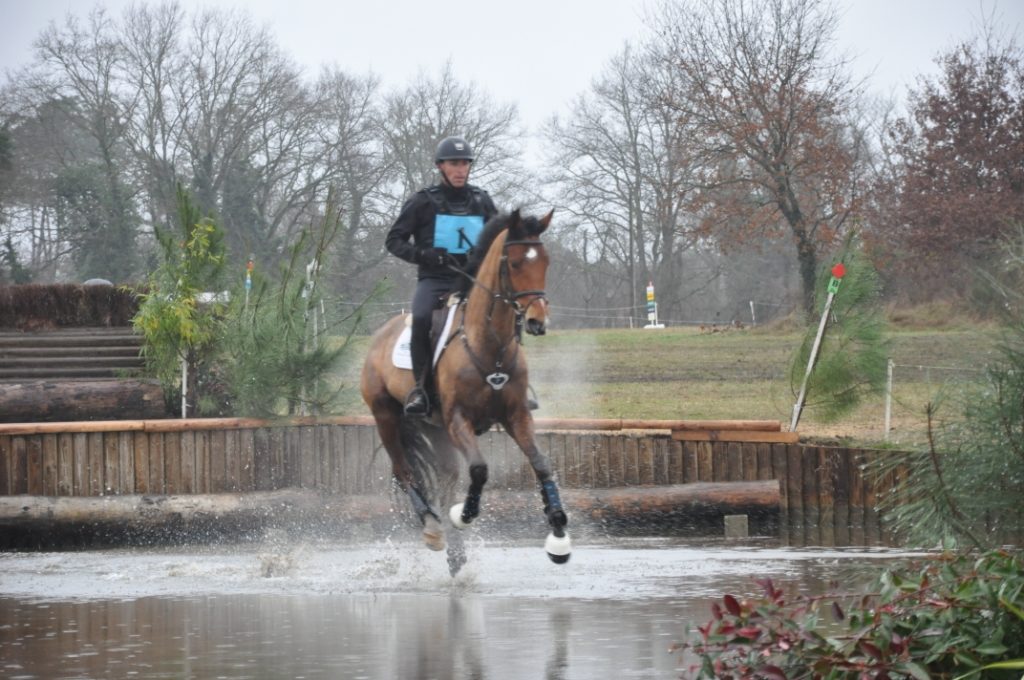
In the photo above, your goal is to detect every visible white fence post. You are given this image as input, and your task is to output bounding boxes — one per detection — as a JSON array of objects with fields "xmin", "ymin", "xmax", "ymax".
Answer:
[
  {"xmin": 884, "ymin": 358, "xmax": 894, "ymax": 441},
  {"xmin": 181, "ymin": 356, "xmax": 188, "ymax": 419}
]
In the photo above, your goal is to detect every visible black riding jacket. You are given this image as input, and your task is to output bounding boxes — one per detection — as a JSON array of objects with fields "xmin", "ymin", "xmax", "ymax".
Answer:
[{"xmin": 385, "ymin": 182, "xmax": 498, "ymax": 280}]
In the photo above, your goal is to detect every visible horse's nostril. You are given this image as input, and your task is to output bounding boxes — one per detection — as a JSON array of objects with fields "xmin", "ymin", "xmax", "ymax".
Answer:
[{"xmin": 527, "ymin": 319, "xmax": 546, "ymax": 336}]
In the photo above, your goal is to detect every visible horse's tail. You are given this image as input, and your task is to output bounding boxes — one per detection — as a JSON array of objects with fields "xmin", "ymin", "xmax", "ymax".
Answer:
[
  {"xmin": 398, "ymin": 418, "xmax": 438, "ymax": 494},
  {"xmin": 398, "ymin": 418, "xmax": 459, "ymax": 513}
]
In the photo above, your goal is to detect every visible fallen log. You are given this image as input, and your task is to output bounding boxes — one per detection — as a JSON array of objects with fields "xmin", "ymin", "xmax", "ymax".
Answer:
[
  {"xmin": 0, "ymin": 379, "xmax": 168, "ymax": 423},
  {"xmin": 0, "ymin": 481, "xmax": 780, "ymax": 547},
  {"xmin": 479, "ymin": 481, "xmax": 781, "ymax": 536},
  {"xmin": 0, "ymin": 489, "xmax": 324, "ymax": 547}
]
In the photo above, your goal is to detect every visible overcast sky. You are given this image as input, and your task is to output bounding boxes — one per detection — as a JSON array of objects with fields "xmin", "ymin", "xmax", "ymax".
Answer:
[{"xmin": 1, "ymin": 0, "xmax": 1022, "ymax": 134}]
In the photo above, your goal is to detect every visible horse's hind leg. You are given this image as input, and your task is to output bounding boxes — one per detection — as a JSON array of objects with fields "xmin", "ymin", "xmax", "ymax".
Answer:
[
  {"xmin": 371, "ymin": 400, "xmax": 445, "ymax": 551},
  {"xmin": 423, "ymin": 424, "xmax": 467, "ymax": 576}
]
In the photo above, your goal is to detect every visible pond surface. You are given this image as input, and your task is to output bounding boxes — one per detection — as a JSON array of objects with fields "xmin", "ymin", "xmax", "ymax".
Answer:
[{"xmin": 0, "ymin": 539, "xmax": 918, "ymax": 679}]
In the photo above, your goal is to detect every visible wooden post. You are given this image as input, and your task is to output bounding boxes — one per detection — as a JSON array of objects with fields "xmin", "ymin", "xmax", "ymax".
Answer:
[
  {"xmin": 833, "ymin": 448, "xmax": 851, "ymax": 546},
  {"xmin": 786, "ymin": 444, "xmax": 804, "ymax": 546},
  {"xmin": 772, "ymin": 443, "xmax": 790, "ymax": 545},
  {"xmin": 58, "ymin": 433, "xmax": 73, "ymax": 496},
  {"xmin": 802, "ymin": 446, "xmax": 819, "ymax": 545},
  {"xmin": 818, "ymin": 448, "xmax": 836, "ymax": 547}
]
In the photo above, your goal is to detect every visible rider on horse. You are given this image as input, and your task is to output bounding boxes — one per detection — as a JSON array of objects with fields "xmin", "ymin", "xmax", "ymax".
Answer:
[{"xmin": 385, "ymin": 136, "xmax": 498, "ymax": 417}]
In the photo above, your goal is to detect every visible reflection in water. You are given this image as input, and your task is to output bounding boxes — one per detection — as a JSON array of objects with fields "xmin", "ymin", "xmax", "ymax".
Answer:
[
  {"xmin": 545, "ymin": 607, "xmax": 571, "ymax": 680},
  {"xmin": 0, "ymin": 541, "xmax": 916, "ymax": 679},
  {"xmin": 1, "ymin": 594, "xmax": 709, "ymax": 679}
]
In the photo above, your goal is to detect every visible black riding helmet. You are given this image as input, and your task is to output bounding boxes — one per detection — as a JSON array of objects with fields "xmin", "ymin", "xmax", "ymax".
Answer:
[{"xmin": 435, "ymin": 136, "xmax": 474, "ymax": 163}]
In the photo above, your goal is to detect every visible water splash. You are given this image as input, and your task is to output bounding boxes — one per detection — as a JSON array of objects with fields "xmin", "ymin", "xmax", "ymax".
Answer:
[{"xmin": 0, "ymin": 538, "xmax": 919, "ymax": 602}]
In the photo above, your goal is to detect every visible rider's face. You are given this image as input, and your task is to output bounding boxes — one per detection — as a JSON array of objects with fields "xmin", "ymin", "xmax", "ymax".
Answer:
[{"xmin": 438, "ymin": 159, "xmax": 471, "ymax": 188}]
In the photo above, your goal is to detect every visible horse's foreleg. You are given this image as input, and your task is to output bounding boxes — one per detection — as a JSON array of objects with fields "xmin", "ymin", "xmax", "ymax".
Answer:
[
  {"xmin": 445, "ymin": 411, "xmax": 488, "ymax": 529},
  {"xmin": 508, "ymin": 419, "xmax": 571, "ymax": 564}
]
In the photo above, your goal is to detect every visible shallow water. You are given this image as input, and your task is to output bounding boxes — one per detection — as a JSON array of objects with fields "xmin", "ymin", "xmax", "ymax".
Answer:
[{"xmin": 0, "ymin": 539, "xmax": 917, "ymax": 679}]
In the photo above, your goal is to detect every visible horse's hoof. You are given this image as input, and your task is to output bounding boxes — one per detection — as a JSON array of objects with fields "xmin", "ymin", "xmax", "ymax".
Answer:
[
  {"xmin": 449, "ymin": 503, "xmax": 470, "ymax": 529},
  {"xmin": 545, "ymin": 532, "xmax": 572, "ymax": 564},
  {"xmin": 423, "ymin": 515, "xmax": 445, "ymax": 551}
]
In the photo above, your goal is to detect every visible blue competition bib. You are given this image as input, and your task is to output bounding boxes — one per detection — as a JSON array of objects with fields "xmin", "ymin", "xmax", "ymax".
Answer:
[{"xmin": 433, "ymin": 214, "xmax": 484, "ymax": 254}]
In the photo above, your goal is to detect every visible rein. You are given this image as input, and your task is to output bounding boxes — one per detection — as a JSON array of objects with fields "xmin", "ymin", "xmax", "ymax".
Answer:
[{"xmin": 444, "ymin": 237, "xmax": 548, "ymax": 391}]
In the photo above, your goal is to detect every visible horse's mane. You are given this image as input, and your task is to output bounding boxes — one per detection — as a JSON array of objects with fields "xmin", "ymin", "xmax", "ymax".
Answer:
[{"xmin": 456, "ymin": 210, "xmax": 545, "ymax": 296}]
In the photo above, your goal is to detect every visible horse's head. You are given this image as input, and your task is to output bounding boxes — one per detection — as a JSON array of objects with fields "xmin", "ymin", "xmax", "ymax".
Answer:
[{"xmin": 502, "ymin": 209, "xmax": 553, "ymax": 336}]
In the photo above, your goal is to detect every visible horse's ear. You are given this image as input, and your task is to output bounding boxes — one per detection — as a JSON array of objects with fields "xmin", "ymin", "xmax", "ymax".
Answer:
[
  {"xmin": 508, "ymin": 208, "xmax": 521, "ymax": 228},
  {"xmin": 538, "ymin": 209, "xmax": 554, "ymax": 234}
]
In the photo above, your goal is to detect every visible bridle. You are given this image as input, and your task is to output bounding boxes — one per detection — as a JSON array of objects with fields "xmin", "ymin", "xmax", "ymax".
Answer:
[
  {"xmin": 499, "ymin": 239, "xmax": 549, "ymax": 325},
  {"xmin": 445, "ymin": 236, "xmax": 549, "ymax": 392}
]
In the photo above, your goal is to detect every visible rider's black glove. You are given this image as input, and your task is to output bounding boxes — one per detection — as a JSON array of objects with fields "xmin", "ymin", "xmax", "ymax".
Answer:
[{"xmin": 416, "ymin": 247, "xmax": 449, "ymax": 268}]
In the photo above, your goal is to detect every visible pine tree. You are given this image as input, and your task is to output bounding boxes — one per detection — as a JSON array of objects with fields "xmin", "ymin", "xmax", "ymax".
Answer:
[
  {"xmin": 789, "ymin": 233, "xmax": 890, "ymax": 424},
  {"xmin": 876, "ymin": 227, "xmax": 1024, "ymax": 548}
]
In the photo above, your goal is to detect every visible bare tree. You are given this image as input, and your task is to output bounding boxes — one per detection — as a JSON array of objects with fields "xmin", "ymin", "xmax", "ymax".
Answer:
[
  {"xmin": 654, "ymin": 0, "xmax": 868, "ymax": 315},
  {"xmin": 544, "ymin": 44, "xmax": 700, "ymax": 320},
  {"xmin": 169, "ymin": 7, "xmax": 327, "ymax": 264},
  {"xmin": 28, "ymin": 7, "xmax": 141, "ymax": 281},
  {"xmin": 314, "ymin": 67, "xmax": 394, "ymax": 298},
  {"xmin": 120, "ymin": 1, "xmax": 186, "ymax": 233},
  {"xmin": 380, "ymin": 62, "xmax": 529, "ymax": 206}
]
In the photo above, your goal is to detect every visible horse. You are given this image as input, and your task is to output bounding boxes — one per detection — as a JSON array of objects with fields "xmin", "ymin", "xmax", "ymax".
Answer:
[{"xmin": 360, "ymin": 209, "xmax": 570, "ymax": 573}]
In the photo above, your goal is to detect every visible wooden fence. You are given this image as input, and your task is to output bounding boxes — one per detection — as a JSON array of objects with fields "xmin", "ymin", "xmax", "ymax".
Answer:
[{"xmin": 0, "ymin": 416, "xmax": 896, "ymax": 547}]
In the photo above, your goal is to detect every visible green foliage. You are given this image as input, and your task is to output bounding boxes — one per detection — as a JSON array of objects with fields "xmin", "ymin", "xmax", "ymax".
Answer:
[
  {"xmin": 215, "ymin": 202, "xmax": 369, "ymax": 416},
  {"xmin": 53, "ymin": 163, "xmax": 139, "ymax": 282},
  {"xmin": 676, "ymin": 550, "xmax": 1024, "ymax": 679},
  {"xmin": 0, "ymin": 125, "xmax": 11, "ymax": 173},
  {"xmin": 874, "ymin": 228, "xmax": 1024, "ymax": 548},
  {"xmin": 791, "ymin": 234, "xmax": 890, "ymax": 422},
  {"xmin": 133, "ymin": 186, "xmax": 227, "ymax": 405},
  {"xmin": 1, "ymin": 236, "xmax": 31, "ymax": 284},
  {"xmin": 134, "ymin": 186, "xmax": 368, "ymax": 417}
]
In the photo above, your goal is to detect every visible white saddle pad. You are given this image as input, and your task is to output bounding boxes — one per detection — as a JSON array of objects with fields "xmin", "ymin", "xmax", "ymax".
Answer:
[{"xmin": 391, "ymin": 304, "xmax": 459, "ymax": 370}]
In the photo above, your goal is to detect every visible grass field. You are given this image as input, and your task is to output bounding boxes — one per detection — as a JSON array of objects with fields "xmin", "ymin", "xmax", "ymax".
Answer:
[{"xmin": 334, "ymin": 322, "xmax": 1000, "ymax": 448}]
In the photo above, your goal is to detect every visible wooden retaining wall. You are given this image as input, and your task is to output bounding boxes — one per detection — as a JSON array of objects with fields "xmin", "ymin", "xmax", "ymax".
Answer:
[{"xmin": 0, "ymin": 416, "xmax": 895, "ymax": 547}]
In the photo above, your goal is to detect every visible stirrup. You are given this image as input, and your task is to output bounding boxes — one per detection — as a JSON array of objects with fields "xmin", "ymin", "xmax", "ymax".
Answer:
[
  {"xmin": 404, "ymin": 387, "xmax": 430, "ymax": 417},
  {"xmin": 527, "ymin": 384, "xmax": 540, "ymax": 411}
]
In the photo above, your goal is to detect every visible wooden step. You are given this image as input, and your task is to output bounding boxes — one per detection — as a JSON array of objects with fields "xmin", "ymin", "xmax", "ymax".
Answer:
[
  {"xmin": 0, "ymin": 356, "xmax": 144, "ymax": 368},
  {"xmin": 0, "ymin": 346, "xmax": 142, "ymax": 358},
  {"xmin": 0, "ymin": 326, "xmax": 145, "ymax": 380},
  {"xmin": 0, "ymin": 331, "xmax": 142, "ymax": 349},
  {"xmin": 0, "ymin": 366, "xmax": 144, "ymax": 380}
]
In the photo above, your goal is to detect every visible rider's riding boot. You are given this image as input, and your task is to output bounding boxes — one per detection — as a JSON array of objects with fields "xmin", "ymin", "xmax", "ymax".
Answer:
[
  {"xmin": 404, "ymin": 334, "xmax": 431, "ymax": 417},
  {"xmin": 404, "ymin": 384, "xmax": 429, "ymax": 417}
]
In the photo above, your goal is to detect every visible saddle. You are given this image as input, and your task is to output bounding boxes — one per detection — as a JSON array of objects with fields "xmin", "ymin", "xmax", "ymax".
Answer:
[{"xmin": 391, "ymin": 294, "xmax": 461, "ymax": 371}]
